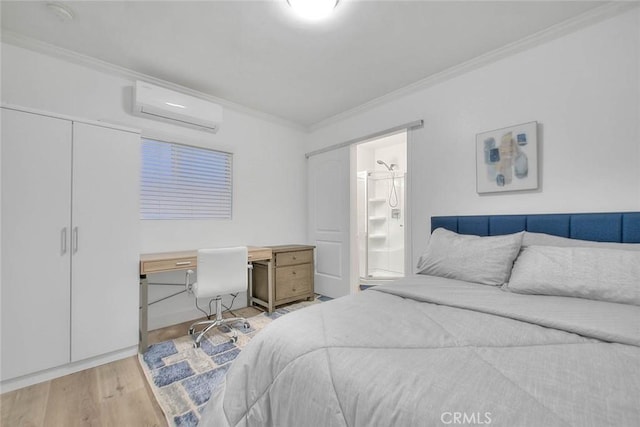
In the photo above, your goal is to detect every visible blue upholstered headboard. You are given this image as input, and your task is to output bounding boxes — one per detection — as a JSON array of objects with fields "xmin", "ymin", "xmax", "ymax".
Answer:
[{"xmin": 431, "ymin": 212, "xmax": 640, "ymax": 243}]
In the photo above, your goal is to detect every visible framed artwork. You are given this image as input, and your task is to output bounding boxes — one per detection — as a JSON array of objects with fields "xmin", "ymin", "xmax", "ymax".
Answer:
[{"xmin": 476, "ymin": 121, "xmax": 538, "ymax": 194}]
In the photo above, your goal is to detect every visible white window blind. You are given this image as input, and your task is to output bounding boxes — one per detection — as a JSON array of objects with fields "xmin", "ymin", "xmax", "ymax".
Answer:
[{"xmin": 141, "ymin": 138, "xmax": 232, "ymax": 219}]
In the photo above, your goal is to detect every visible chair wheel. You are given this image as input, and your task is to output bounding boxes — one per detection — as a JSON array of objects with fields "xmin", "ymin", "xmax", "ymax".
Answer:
[
  {"xmin": 229, "ymin": 335, "xmax": 238, "ymax": 344},
  {"xmin": 243, "ymin": 322, "xmax": 250, "ymax": 329},
  {"xmin": 193, "ymin": 341, "xmax": 201, "ymax": 349},
  {"xmin": 188, "ymin": 328, "xmax": 195, "ymax": 335}
]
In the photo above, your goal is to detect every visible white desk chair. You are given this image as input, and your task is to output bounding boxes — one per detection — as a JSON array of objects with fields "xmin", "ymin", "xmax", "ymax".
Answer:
[{"xmin": 185, "ymin": 247, "xmax": 251, "ymax": 348}]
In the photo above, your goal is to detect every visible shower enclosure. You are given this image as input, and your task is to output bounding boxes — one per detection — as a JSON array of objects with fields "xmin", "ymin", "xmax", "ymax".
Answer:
[{"xmin": 357, "ymin": 169, "xmax": 405, "ymax": 281}]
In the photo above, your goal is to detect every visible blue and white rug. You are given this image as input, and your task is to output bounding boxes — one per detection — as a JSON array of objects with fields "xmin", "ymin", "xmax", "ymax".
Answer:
[{"xmin": 139, "ymin": 298, "xmax": 326, "ymax": 427}]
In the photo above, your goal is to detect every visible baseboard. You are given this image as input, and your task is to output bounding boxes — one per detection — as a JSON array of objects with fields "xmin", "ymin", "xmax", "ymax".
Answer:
[{"xmin": 0, "ymin": 345, "xmax": 137, "ymax": 394}]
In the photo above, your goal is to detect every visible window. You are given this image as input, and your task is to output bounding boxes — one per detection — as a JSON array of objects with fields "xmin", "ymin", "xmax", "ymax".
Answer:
[{"xmin": 141, "ymin": 138, "xmax": 232, "ymax": 219}]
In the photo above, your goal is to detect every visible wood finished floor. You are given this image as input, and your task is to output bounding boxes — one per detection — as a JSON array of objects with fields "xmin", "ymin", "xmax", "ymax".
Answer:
[{"xmin": 0, "ymin": 306, "xmax": 263, "ymax": 427}]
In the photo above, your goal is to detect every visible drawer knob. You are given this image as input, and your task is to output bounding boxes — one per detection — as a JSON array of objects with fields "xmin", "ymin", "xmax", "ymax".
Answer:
[
  {"xmin": 292, "ymin": 256, "xmax": 297, "ymax": 260},
  {"xmin": 292, "ymin": 271, "xmax": 296, "ymax": 275}
]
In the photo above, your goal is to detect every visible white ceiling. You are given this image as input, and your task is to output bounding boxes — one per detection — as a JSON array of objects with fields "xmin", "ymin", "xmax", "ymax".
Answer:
[{"xmin": 1, "ymin": 1, "xmax": 607, "ymax": 128}]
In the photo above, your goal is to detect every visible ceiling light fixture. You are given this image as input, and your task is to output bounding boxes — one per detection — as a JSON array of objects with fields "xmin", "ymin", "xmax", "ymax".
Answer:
[
  {"xmin": 287, "ymin": 0, "xmax": 339, "ymax": 21},
  {"xmin": 46, "ymin": 2, "xmax": 75, "ymax": 22}
]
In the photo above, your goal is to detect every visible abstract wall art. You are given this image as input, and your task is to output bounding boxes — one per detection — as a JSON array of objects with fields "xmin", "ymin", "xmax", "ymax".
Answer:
[{"xmin": 476, "ymin": 121, "xmax": 538, "ymax": 193}]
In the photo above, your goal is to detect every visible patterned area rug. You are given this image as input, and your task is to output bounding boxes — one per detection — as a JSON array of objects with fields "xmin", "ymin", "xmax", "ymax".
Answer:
[{"xmin": 139, "ymin": 298, "xmax": 326, "ymax": 427}]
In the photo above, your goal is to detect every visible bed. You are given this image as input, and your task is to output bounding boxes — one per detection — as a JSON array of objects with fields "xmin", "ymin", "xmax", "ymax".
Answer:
[{"xmin": 200, "ymin": 212, "xmax": 640, "ymax": 427}]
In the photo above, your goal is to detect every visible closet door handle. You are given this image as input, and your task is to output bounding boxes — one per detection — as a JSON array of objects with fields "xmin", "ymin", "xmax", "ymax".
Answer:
[
  {"xmin": 61, "ymin": 227, "xmax": 68, "ymax": 255},
  {"xmin": 72, "ymin": 227, "xmax": 79, "ymax": 254}
]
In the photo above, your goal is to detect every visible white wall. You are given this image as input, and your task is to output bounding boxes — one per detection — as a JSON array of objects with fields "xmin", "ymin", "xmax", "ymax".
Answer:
[
  {"xmin": 308, "ymin": 8, "xmax": 640, "ymax": 271},
  {"xmin": 2, "ymin": 7, "xmax": 639, "ymax": 328},
  {"xmin": 1, "ymin": 43, "xmax": 309, "ymax": 329}
]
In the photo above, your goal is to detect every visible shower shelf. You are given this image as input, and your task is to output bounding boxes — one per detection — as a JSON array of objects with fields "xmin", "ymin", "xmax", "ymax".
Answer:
[
  {"xmin": 368, "ymin": 216, "xmax": 386, "ymax": 221},
  {"xmin": 368, "ymin": 198, "xmax": 386, "ymax": 203},
  {"xmin": 368, "ymin": 234, "xmax": 387, "ymax": 239}
]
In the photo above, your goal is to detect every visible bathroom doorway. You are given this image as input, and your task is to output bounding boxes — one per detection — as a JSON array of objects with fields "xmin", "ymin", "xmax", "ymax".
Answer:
[{"xmin": 356, "ymin": 131, "xmax": 407, "ymax": 284}]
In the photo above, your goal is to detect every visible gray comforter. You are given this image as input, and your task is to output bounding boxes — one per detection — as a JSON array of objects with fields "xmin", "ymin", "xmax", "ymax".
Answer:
[{"xmin": 201, "ymin": 275, "xmax": 640, "ymax": 427}]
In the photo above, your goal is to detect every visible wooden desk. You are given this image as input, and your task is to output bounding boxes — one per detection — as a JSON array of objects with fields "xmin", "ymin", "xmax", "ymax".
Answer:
[{"xmin": 139, "ymin": 246, "xmax": 273, "ymax": 353}]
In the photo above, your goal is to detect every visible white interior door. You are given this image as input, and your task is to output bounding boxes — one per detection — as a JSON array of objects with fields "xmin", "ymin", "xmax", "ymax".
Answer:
[
  {"xmin": 1, "ymin": 108, "xmax": 72, "ymax": 380},
  {"xmin": 307, "ymin": 147, "xmax": 351, "ymax": 298},
  {"xmin": 71, "ymin": 122, "xmax": 140, "ymax": 361}
]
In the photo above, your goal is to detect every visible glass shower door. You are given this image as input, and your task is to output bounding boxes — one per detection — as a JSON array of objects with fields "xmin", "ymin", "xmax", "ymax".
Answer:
[{"xmin": 365, "ymin": 172, "xmax": 405, "ymax": 279}]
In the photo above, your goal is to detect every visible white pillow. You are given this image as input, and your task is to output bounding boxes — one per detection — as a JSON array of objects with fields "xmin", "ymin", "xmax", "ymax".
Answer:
[
  {"xmin": 522, "ymin": 231, "xmax": 640, "ymax": 251},
  {"xmin": 417, "ymin": 228, "xmax": 523, "ymax": 286},
  {"xmin": 506, "ymin": 245, "xmax": 640, "ymax": 305}
]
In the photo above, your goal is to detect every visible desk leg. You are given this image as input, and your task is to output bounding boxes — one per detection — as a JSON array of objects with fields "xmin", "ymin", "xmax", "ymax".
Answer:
[
  {"xmin": 139, "ymin": 275, "xmax": 148, "ymax": 353},
  {"xmin": 267, "ymin": 259, "xmax": 275, "ymax": 313},
  {"xmin": 247, "ymin": 263, "xmax": 253, "ymax": 307}
]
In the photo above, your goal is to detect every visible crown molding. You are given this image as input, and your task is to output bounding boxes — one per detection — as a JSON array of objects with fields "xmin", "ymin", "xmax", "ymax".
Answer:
[
  {"xmin": 3, "ymin": 1, "xmax": 636, "ymax": 135},
  {"xmin": 309, "ymin": 1, "xmax": 639, "ymax": 132},
  {"xmin": 0, "ymin": 30, "xmax": 308, "ymax": 133}
]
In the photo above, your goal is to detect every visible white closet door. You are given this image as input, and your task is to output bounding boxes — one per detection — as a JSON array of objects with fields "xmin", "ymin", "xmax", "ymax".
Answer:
[
  {"xmin": 1, "ymin": 108, "xmax": 72, "ymax": 380},
  {"xmin": 307, "ymin": 147, "xmax": 352, "ymax": 298},
  {"xmin": 71, "ymin": 122, "xmax": 140, "ymax": 361}
]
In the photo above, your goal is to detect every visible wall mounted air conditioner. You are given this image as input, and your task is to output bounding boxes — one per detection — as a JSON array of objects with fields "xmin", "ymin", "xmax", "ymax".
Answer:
[{"xmin": 133, "ymin": 81, "xmax": 223, "ymax": 133}]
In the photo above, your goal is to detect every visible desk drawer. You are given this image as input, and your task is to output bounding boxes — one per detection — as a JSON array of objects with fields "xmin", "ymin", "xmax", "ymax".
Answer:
[
  {"xmin": 275, "ymin": 264, "xmax": 312, "ymax": 300},
  {"xmin": 141, "ymin": 257, "xmax": 196, "ymax": 274},
  {"xmin": 275, "ymin": 250, "xmax": 312, "ymax": 267}
]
